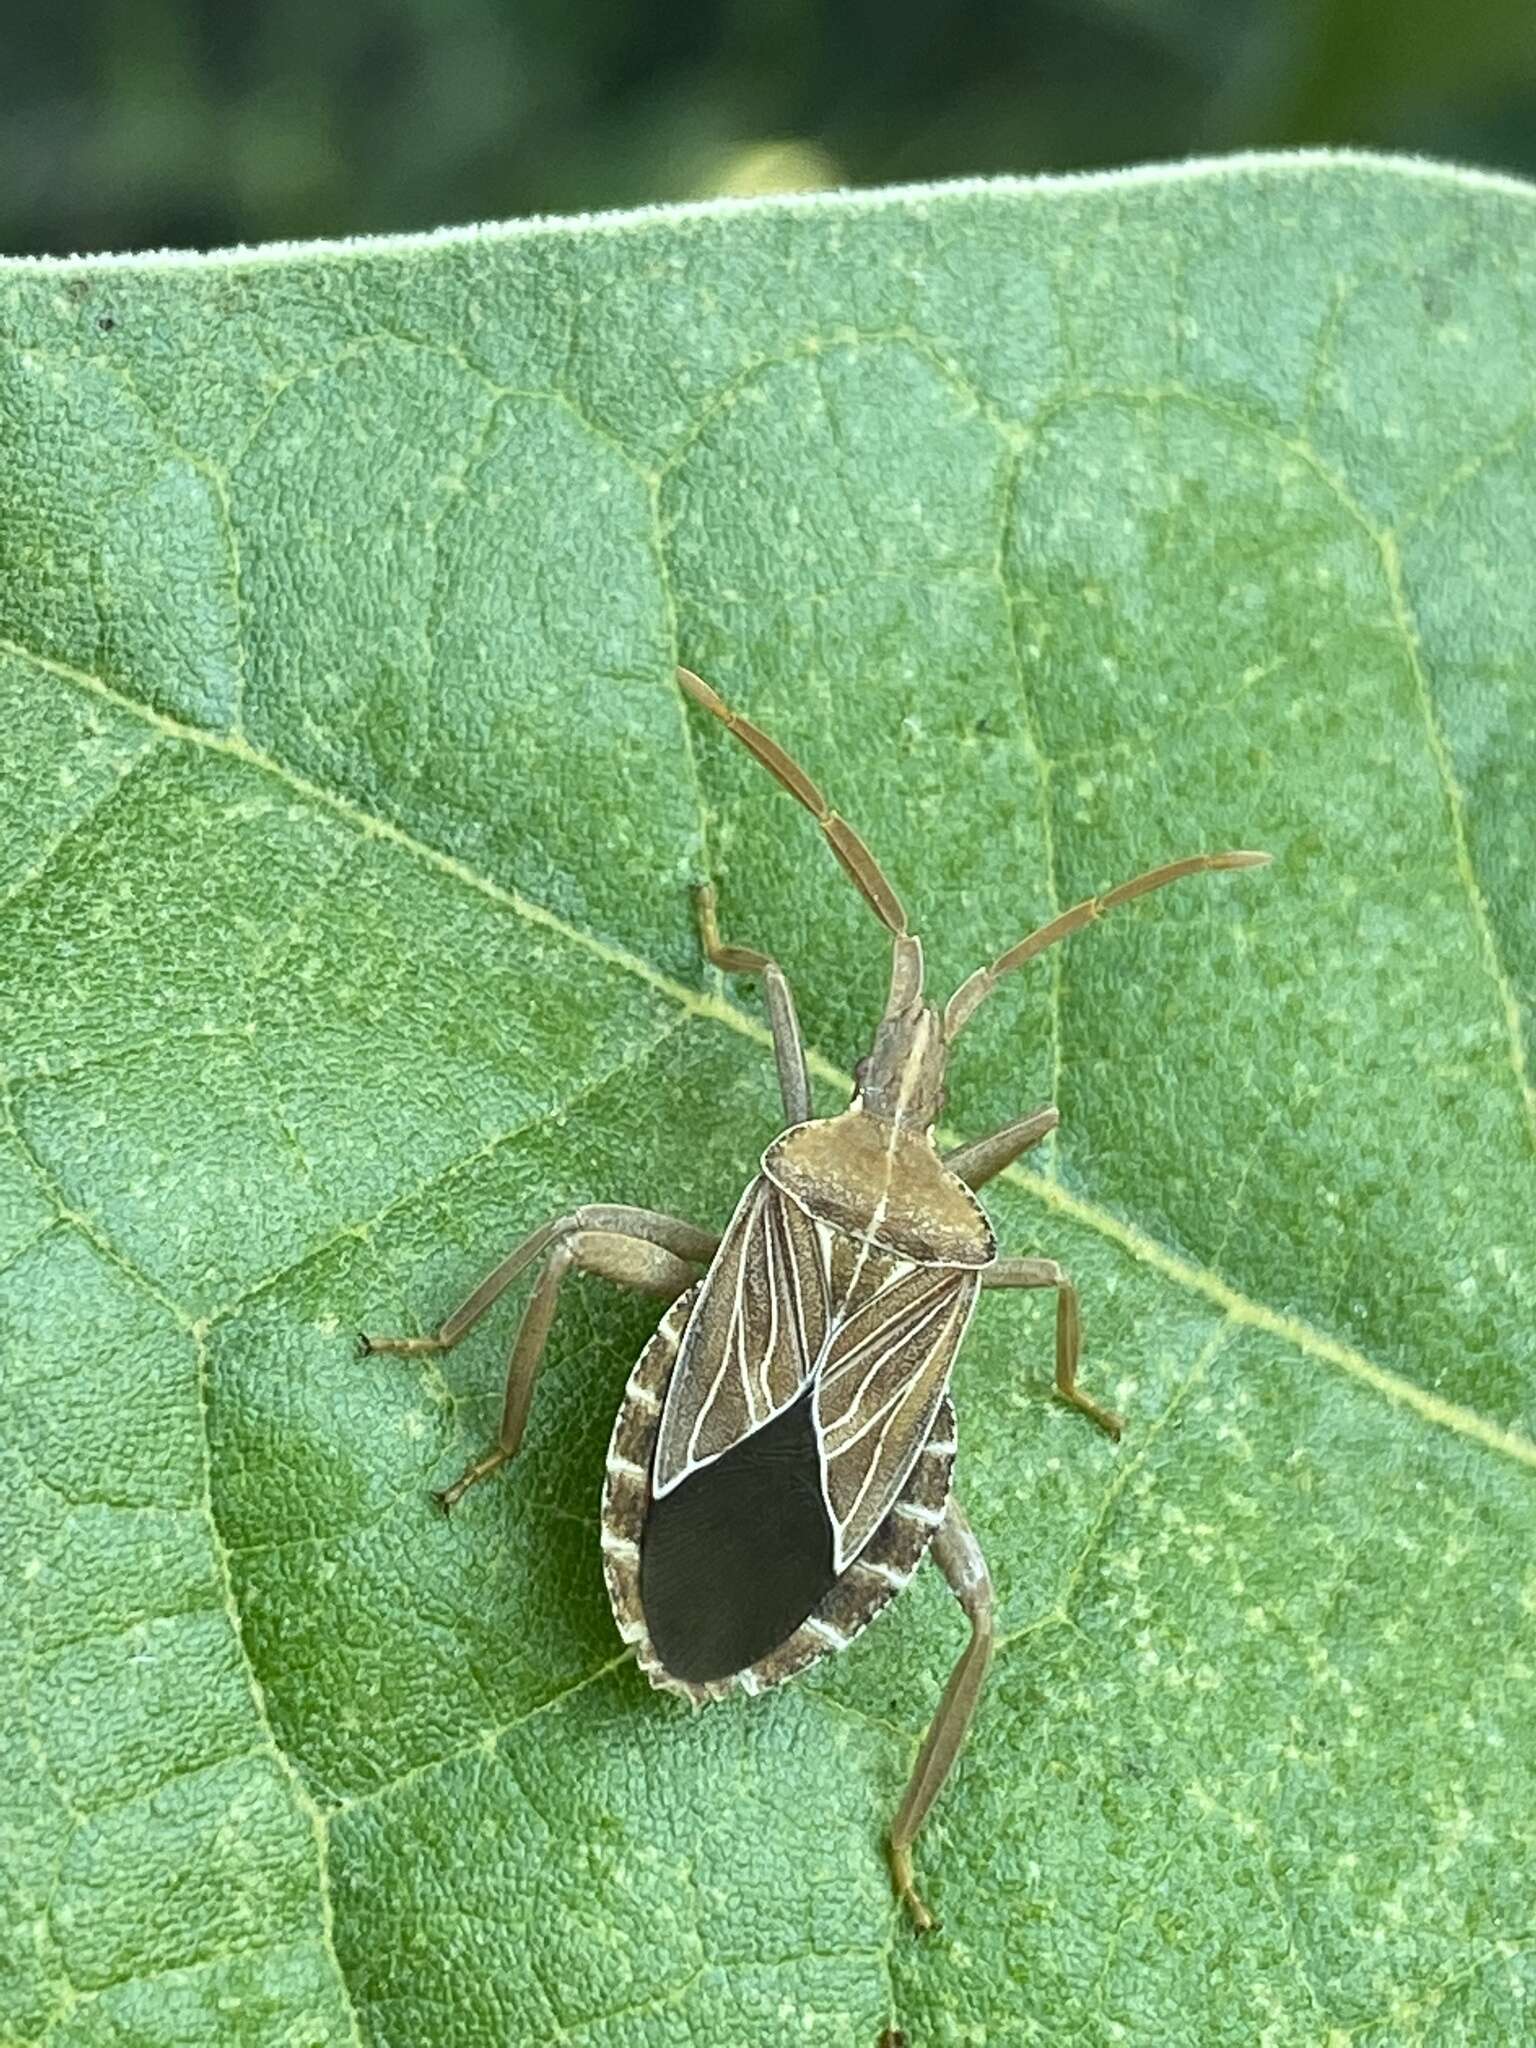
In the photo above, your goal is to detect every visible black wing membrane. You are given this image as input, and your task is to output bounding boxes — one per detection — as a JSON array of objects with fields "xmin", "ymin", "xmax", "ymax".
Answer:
[
  {"xmin": 652, "ymin": 1178, "xmax": 830, "ymax": 1495},
  {"xmin": 814, "ymin": 1265, "xmax": 977, "ymax": 1570},
  {"xmin": 640, "ymin": 1385, "xmax": 837, "ymax": 1683}
]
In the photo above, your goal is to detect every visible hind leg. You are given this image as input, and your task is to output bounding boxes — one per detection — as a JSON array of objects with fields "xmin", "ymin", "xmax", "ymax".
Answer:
[{"xmin": 887, "ymin": 1499, "xmax": 994, "ymax": 1932}]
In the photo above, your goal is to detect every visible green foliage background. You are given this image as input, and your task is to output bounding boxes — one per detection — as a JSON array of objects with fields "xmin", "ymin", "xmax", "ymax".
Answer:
[
  {"xmin": 4, "ymin": 0, "xmax": 1536, "ymax": 258},
  {"xmin": 3, "ymin": 155, "xmax": 1536, "ymax": 2044}
]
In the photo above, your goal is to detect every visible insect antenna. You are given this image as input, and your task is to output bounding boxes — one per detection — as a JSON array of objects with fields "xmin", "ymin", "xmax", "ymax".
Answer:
[
  {"xmin": 676, "ymin": 667, "xmax": 910, "ymax": 941},
  {"xmin": 944, "ymin": 850, "xmax": 1272, "ymax": 1038}
]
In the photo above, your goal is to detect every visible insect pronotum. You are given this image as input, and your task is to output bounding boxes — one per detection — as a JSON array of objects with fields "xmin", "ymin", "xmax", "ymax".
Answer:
[{"xmin": 361, "ymin": 666, "xmax": 1270, "ymax": 1930}]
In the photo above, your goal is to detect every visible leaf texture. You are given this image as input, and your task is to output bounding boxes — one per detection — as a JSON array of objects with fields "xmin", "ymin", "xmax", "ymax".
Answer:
[{"xmin": 2, "ymin": 153, "xmax": 1535, "ymax": 2046}]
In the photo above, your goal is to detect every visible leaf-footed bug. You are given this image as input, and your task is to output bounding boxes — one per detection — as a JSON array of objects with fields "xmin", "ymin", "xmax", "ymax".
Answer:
[{"xmin": 361, "ymin": 665, "xmax": 1270, "ymax": 1929}]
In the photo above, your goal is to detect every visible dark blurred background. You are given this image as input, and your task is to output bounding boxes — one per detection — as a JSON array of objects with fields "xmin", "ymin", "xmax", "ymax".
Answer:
[{"xmin": 4, "ymin": 0, "xmax": 1536, "ymax": 258}]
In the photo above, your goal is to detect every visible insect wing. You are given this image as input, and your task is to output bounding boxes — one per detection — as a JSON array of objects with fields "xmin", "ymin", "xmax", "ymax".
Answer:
[
  {"xmin": 814, "ymin": 1264, "xmax": 977, "ymax": 1571},
  {"xmin": 652, "ymin": 1178, "xmax": 830, "ymax": 1494}
]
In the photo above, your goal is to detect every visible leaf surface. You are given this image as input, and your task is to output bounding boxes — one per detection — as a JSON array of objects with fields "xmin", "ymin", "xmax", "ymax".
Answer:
[{"xmin": 3, "ymin": 155, "xmax": 1535, "ymax": 2047}]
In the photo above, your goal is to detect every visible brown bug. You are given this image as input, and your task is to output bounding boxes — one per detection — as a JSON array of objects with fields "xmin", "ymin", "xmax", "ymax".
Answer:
[{"xmin": 361, "ymin": 666, "xmax": 1269, "ymax": 1929}]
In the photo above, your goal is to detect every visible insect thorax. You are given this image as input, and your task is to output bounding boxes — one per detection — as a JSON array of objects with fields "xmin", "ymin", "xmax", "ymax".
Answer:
[{"xmin": 763, "ymin": 1109, "xmax": 997, "ymax": 1270}]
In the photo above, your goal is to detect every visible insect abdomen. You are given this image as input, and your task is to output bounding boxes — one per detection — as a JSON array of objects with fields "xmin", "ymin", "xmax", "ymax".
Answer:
[
  {"xmin": 600, "ymin": 1286, "xmax": 958, "ymax": 1703},
  {"xmin": 639, "ymin": 1387, "xmax": 836, "ymax": 1683}
]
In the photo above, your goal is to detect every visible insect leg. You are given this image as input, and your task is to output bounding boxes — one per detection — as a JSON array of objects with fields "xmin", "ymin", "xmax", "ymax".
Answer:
[
  {"xmin": 359, "ymin": 1205, "xmax": 717, "ymax": 1358},
  {"xmin": 696, "ymin": 882, "xmax": 811, "ymax": 1124},
  {"xmin": 434, "ymin": 1228, "xmax": 706, "ymax": 1513},
  {"xmin": 676, "ymin": 666, "xmax": 909, "ymax": 938},
  {"xmin": 887, "ymin": 1497, "xmax": 993, "ymax": 1933},
  {"xmin": 942, "ymin": 1106, "xmax": 1060, "ymax": 1190},
  {"xmin": 981, "ymin": 1257, "xmax": 1122, "ymax": 1440}
]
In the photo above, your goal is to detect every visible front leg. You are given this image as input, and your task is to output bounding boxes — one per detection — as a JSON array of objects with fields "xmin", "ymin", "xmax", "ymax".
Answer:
[
  {"xmin": 696, "ymin": 882, "xmax": 812, "ymax": 1126},
  {"xmin": 361, "ymin": 1207, "xmax": 718, "ymax": 1510},
  {"xmin": 981, "ymin": 1256, "xmax": 1122, "ymax": 1440}
]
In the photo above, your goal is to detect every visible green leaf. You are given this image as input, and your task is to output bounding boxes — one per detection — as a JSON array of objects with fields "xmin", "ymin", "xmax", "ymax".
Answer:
[{"xmin": 3, "ymin": 152, "xmax": 1535, "ymax": 2046}]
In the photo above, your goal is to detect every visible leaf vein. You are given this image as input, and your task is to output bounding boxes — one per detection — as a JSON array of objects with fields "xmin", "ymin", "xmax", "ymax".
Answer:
[
  {"xmin": 331, "ymin": 1650, "xmax": 633, "ymax": 1819},
  {"xmin": 206, "ymin": 1009, "xmax": 690, "ymax": 1327},
  {"xmin": 186, "ymin": 1324, "xmax": 368, "ymax": 2047}
]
